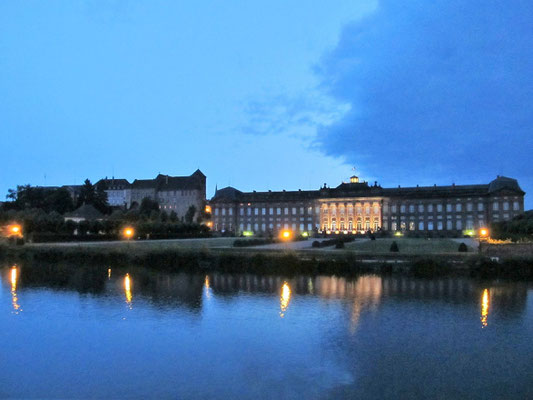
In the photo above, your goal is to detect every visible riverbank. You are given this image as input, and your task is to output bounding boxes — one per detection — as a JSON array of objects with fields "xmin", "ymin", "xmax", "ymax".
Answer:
[{"xmin": 2, "ymin": 239, "xmax": 533, "ymax": 279}]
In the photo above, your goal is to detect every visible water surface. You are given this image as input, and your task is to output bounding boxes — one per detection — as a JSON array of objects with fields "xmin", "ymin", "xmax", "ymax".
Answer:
[{"xmin": 1, "ymin": 263, "xmax": 532, "ymax": 399}]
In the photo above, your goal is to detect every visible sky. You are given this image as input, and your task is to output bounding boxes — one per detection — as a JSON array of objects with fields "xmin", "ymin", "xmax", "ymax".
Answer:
[{"xmin": 1, "ymin": 0, "xmax": 531, "ymax": 208}]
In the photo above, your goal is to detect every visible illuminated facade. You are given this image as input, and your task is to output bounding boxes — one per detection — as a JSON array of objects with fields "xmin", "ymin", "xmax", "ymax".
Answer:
[{"xmin": 209, "ymin": 175, "xmax": 525, "ymax": 235}]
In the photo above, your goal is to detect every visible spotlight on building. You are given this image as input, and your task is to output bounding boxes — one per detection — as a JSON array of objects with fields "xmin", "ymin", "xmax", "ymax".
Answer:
[{"xmin": 479, "ymin": 228, "xmax": 489, "ymax": 238}]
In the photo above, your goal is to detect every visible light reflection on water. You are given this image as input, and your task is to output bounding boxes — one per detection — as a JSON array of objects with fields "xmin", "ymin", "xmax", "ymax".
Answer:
[{"xmin": 0, "ymin": 264, "xmax": 532, "ymax": 399}]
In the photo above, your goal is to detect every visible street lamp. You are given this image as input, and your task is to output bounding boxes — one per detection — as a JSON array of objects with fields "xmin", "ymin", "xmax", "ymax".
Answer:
[
  {"xmin": 123, "ymin": 227, "xmax": 134, "ymax": 240},
  {"xmin": 479, "ymin": 228, "xmax": 489, "ymax": 239}
]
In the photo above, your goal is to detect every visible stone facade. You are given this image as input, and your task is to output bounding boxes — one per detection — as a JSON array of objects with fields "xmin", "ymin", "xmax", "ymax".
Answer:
[
  {"xmin": 209, "ymin": 176, "xmax": 525, "ymax": 236},
  {"xmin": 98, "ymin": 170, "xmax": 206, "ymax": 221}
]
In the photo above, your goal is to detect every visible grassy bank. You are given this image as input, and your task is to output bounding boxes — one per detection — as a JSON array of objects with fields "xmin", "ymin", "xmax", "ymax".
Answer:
[{"xmin": 2, "ymin": 241, "xmax": 533, "ymax": 279}]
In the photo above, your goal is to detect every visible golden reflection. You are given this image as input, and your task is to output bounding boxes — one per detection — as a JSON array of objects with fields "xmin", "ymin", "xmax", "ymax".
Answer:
[
  {"xmin": 108, "ymin": 268, "xmax": 111, "ymax": 279},
  {"xmin": 10, "ymin": 266, "xmax": 21, "ymax": 313},
  {"xmin": 204, "ymin": 275, "xmax": 211, "ymax": 298},
  {"xmin": 279, "ymin": 281, "xmax": 291, "ymax": 318},
  {"xmin": 124, "ymin": 273, "xmax": 132, "ymax": 307},
  {"xmin": 481, "ymin": 288, "xmax": 490, "ymax": 328}
]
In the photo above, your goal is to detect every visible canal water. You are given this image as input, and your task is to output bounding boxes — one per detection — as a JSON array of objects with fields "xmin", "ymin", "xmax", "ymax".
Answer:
[{"xmin": 1, "ymin": 264, "xmax": 532, "ymax": 399}]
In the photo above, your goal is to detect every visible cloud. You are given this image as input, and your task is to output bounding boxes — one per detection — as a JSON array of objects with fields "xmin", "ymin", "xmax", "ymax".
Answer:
[{"xmin": 313, "ymin": 0, "xmax": 533, "ymax": 196}]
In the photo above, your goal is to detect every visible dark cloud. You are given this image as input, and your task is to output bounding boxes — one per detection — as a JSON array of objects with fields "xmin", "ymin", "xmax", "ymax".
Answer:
[{"xmin": 315, "ymin": 0, "xmax": 533, "ymax": 204}]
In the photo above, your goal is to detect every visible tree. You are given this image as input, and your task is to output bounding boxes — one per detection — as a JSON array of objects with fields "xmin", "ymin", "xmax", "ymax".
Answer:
[
  {"xmin": 185, "ymin": 205, "xmax": 196, "ymax": 224},
  {"xmin": 169, "ymin": 210, "xmax": 178, "ymax": 223},
  {"xmin": 139, "ymin": 197, "xmax": 160, "ymax": 216},
  {"xmin": 77, "ymin": 179, "xmax": 109, "ymax": 214}
]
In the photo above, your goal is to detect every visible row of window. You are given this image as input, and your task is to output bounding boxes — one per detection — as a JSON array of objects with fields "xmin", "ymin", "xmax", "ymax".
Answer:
[
  {"xmin": 386, "ymin": 201, "xmax": 520, "ymax": 214},
  {"xmin": 214, "ymin": 223, "xmax": 317, "ymax": 232},
  {"xmin": 214, "ymin": 206, "xmax": 317, "ymax": 216},
  {"xmin": 388, "ymin": 220, "xmax": 480, "ymax": 231}
]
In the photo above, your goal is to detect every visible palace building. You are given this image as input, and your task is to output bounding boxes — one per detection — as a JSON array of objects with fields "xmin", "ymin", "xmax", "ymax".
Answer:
[{"xmin": 208, "ymin": 175, "xmax": 525, "ymax": 235}]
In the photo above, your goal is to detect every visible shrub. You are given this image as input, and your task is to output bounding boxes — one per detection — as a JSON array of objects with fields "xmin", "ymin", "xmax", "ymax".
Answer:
[
  {"xmin": 390, "ymin": 241, "xmax": 399, "ymax": 252},
  {"xmin": 335, "ymin": 240, "xmax": 345, "ymax": 249},
  {"xmin": 312, "ymin": 240, "xmax": 320, "ymax": 248},
  {"xmin": 458, "ymin": 242, "xmax": 468, "ymax": 252}
]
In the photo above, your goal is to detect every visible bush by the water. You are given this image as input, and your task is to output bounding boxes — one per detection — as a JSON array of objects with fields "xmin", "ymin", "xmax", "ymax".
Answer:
[
  {"xmin": 390, "ymin": 241, "xmax": 399, "ymax": 252},
  {"xmin": 335, "ymin": 241, "xmax": 345, "ymax": 249},
  {"xmin": 458, "ymin": 242, "xmax": 468, "ymax": 252}
]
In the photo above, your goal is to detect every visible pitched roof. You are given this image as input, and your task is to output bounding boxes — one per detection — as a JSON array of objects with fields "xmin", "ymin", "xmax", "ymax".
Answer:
[
  {"xmin": 64, "ymin": 204, "xmax": 104, "ymax": 220},
  {"xmin": 97, "ymin": 178, "xmax": 131, "ymax": 190}
]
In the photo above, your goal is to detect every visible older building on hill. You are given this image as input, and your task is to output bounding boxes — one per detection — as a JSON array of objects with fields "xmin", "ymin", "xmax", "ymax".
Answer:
[
  {"xmin": 209, "ymin": 175, "xmax": 525, "ymax": 236},
  {"xmin": 98, "ymin": 170, "xmax": 206, "ymax": 220}
]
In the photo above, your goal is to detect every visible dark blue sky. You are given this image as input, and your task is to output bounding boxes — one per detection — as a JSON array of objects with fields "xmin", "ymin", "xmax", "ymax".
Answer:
[{"xmin": 1, "ymin": 1, "xmax": 531, "ymax": 208}]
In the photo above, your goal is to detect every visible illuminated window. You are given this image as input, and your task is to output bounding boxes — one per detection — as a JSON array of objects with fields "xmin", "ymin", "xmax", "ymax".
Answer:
[
  {"xmin": 409, "ymin": 221, "xmax": 415, "ymax": 231},
  {"xmin": 418, "ymin": 221, "xmax": 424, "ymax": 230},
  {"xmin": 437, "ymin": 221, "xmax": 443, "ymax": 230},
  {"xmin": 428, "ymin": 221, "xmax": 434, "ymax": 230},
  {"xmin": 391, "ymin": 222, "xmax": 397, "ymax": 231}
]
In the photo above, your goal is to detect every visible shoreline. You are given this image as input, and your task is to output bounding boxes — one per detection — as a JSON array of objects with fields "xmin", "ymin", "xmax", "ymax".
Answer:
[{"xmin": 2, "ymin": 241, "xmax": 533, "ymax": 280}]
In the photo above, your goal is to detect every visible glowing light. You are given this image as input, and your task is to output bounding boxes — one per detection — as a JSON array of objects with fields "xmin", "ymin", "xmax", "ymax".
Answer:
[
  {"xmin": 123, "ymin": 227, "xmax": 134, "ymax": 239},
  {"xmin": 301, "ymin": 231, "xmax": 309, "ymax": 238},
  {"xmin": 204, "ymin": 275, "xmax": 211, "ymax": 298},
  {"xmin": 124, "ymin": 273, "xmax": 132, "ymax": 306},
  {"xmin": 394, "ymin": 231, "xmax": 403, "ymax": 237},
  {"xmin": 326, "ymin": 230, "xmax": 331, "ymax": 235},
  {"xmin": 335, "ymin": 230, "xmax": 340, "ymax": 235},
  {"xmin": 10, "ymin": 266, "xmax": 20, "ymax": 312},
  {"xmin": 280, "ymin": 230, "xmax": 292, "ymax": 240},
  {"xmin": 343, "ymin": 230, "xmax": 348, "ymax": 235},
  {"xmin": 206, "ymin": 221, "xmax": 213, "ymax": 228},
  {"xmin": 279, "ymin": 281, "xmax": 291, "ymax": 318},
  {"xmin": 479, "ymin": 228, "xmax": 489, "ymax": 238},
  {"xmin": 243, "ymin": 231, "xmax": 254, "ymax": 237},
  {"xmin": 463, "ymin": 230, "xmax": 475, "ymax": 237},
  {"xmin": 481, "ymin": 289, "xmax": 490, "ymax": 328},
  {"xmin": 352, "ymin": 230, "xmax": 357, "ymax": 235},
  {"xmin": 205, "ymin": 205, "xmax": 212, "ymax": 213},
  {"xmin": 6, "ymin": 224, "xmax": 22, "ymax": 238},
  {"xmin": 108, "ymin": 268, "xmax": 111, "ymax": 279}
]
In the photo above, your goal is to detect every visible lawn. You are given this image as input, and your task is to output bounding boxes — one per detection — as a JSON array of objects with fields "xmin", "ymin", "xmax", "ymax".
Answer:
[{"xmin": 343, "ymin": 238, "xmax": 476, "ymax": 254}]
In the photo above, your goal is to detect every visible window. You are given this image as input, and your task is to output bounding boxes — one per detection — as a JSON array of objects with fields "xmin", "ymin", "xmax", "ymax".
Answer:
[
  {"xmin": 239, "ymin": 207, "xmax": 244, "ymax": 216},
  {"xmin": 365, "ymin": 206, "xmax": 370, "ymax": 214},
  {"xmin": 261, "ymin": 223, "xmax": 266, "ymax": 231},
  {"xmin": 239, "ymin": 223, "xmax": 244, "ymax": 231},
  {"xmin": 277, "ymin": 207, "xmax": 281, "ymax": 215},
  {"xmin": 456, "ymin": 220, "xmax": 462, "ymax": 230},
  {"xmin": 456, "ymin": 204, "xmax": 462, "ymax": 212},
  {"xmin": 466, "ymin": 219, "xmax": 474, "ymax": 230},
  {"xmin": 284, "ymin": 207, "xmax": 289, "ymax": 215},
  {"xmin": 409, "ymin": 205, "xmax": 415, "ymax": 213},
  {"xmin": 300, "ymin": 223, "xmax": 304, "ymax": 231},
  {"xmin": 446, "ymin": 204, "xmax": 452, "ymax": 212},
  {"xmin": 300, "ymin": 207, "xmax": 304, "ymax": 214},
  {"xmin": 493, "ymin": 202, "xmax": 499, "ymax": 211},
  {"xmin": 391, "ymin": 222, "xmax": 397, "ymax": 231},
  {"xmin": 428, "ymin": 204, "xmax": 433, "ymax": 213},
  {"xmin": 467, "ymin": 202, "xmax": 473, "ymax": 212},
  {"xmin": 513, "ymin": 201, "xmax": 520, "ymax": 211},
  {"xmin": 446, "ymin": 220, "xmax": 452, "ymax": 230},
  {"xmin": 247, "ymin": 208, "xmax": 251, "ymax": 216},
  {"xmin": 437, "ymin": 221, "xmax": 443, "ymax": 230},
  {"xmin": 503, "ymin": 202, "xmax": 509, "ymax": 211},
  {"xmin": 478, "ymin": 203, "xmax": 484, "ymax": 211},
  {"xmin": 269, "ymin": 223, "xmax": 274, "ymax": 229},
  {"xmin": 254, "ymin": 208, "xmax": 258, "ymax": 215},
  {"xmin": 229, "ymin": 208, "xmax": 233, "ymax": 215},
  {"xmin": 269, "ymin": 207, "xmax": 273, "ymax": 215},
  {"xmin": 214, "ymin": 208, "xmax": 219, "ymax": 216},
  {"xmin": 391, "ymin": 205, "xmax": 397, "ymax": 213},
  {"xmin": 262, "ymin": 208, "xmax": 266, "ymax": 215},
  {"xmin": 418, "ymin": 204, "xmax": 424, "ymax": 213},
  {"xmin": 222, "ymin": 208, "xmax": 226, "ymax": 216},
  {"xmin": 428, "ymin": 221, "xmax": 434, "ymax": 230},
  {"xmin": 437, "ymin": 204, "xmax": 443, "ymax": 212},
  {"xmin": 254, "ymin": 223, "xmax": 258, "ymax": 231},
  {"xmin": 408, "ymin": 221, "xmax": 414, "ymax": 231},
  {"xmin": 400, "ymin": 205, "xmax": 406, "ymax": 213},
  {"xmin": 418, "ymin": 221, "xmax": 424, "ymax": 230}
]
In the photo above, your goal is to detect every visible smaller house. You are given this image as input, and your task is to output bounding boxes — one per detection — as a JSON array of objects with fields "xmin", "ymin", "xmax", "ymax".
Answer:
[{"xmin": 64, "ymin": 204, "xmax": 104, "ymax": 223}]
